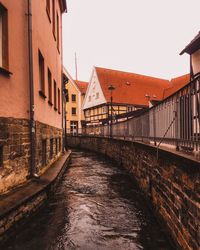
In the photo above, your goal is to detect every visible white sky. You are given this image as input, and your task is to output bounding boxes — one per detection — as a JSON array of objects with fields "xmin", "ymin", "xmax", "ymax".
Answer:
[{"xmin": 63, "ymin": 0, "xmax": 200, "ymax": 82}]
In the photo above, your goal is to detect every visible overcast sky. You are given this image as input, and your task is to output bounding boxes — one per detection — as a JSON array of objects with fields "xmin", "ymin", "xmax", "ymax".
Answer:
[{"xmin": 63, "ymin": 0, "xmax": 200, "ymax": 82}]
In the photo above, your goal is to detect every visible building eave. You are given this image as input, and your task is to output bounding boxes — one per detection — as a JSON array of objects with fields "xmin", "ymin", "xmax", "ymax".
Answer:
[
  {"xmin": 59, "ymin": 0, "xmax": 67, "ymax": 13},
  {"xmin": 180, "ymin": 32, "xmax": 200, "ymax": 55}
]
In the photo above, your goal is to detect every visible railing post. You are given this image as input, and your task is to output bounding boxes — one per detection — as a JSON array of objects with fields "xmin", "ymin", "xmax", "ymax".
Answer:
[
  {"xmin": 175, "ymin": 94, "xmax": 179, "ymax": 151},
  {"xmin": 153, "ymin": 108, "xmax": 157, "ymax": 146}
]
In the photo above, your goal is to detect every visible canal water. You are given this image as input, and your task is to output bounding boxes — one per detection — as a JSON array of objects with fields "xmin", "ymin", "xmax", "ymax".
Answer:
[{"xmin": 5, "ymin": 150, "xmax": 174, "ymax": 250}]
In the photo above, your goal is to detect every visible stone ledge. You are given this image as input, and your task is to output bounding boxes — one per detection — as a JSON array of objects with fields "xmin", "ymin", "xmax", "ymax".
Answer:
[
  {"xmin": 77, "ymin": 135, "xmax": 200, "ymax": 169},
  {"xmin": 0, "ymin": 150, "xmax": 71, "ymax": 220}
]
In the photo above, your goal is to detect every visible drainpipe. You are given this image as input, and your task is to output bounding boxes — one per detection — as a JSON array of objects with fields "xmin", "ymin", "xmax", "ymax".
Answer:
[{"xmin": 27, "ymin": 0, "xmax": 38, "ymax": 178}]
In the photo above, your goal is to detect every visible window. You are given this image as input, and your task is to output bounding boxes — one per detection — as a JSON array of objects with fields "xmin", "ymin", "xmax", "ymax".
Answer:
[
  {"xmin": 55, "ymin": 138, "xmax": 58, "ymax": 154},
  {"xmin": 0, "ymin": 145, "xmax": 3, "ymax": 168},
  {"xmin": 46, "ymin": 0, "xmax": 51, "ymax": 21},
  {"xmin": 58, "ymin": 88, "xmax": 61, "ymax": 113},
  {"xmin": 85, "ymin": 110, "xmax": 90, "ymax": 116},
  {"xmin": 70, "ymin": 121, "xmax": 78, "ymax": 135},
  {"xmin": 59, "ymin": 137, "xmax": 61, "ymax": 151},
  {"xmin": 0, "ymin": 4, "xmax": 8, "ymax": 70},
  {"xmin": 72, "ymin": 107, "xmax": 76, "ymax": 115},
  {"xmin": 42, "ymin": 140, "xmax": 46, "ymax": 166},
  {"xmin": 50, "ymin": 138, "xmax": 53, "ymax": 158},
  {"xmin": 96, "ymin": 92, "xmax": 99, "ymax": 99},
  {"xmin": 54, "ymin": 80, "xmax": 57, "ymax": 110},
  {"xmin": 52, "ymin": 0, "xmax": 56, "ymax": 39},
  {"xmin": 57, "ymin": 12, "xmax": 60, "ymax": 51},
  {"xmin": 72, "ymin": 94, "xmax": 76, "ymax": 102},
  {"xmin": 38, "ymin": 50, "xmax": 45, "ymax": 96},
  {"xmin": 102, "ymin": 106, "xmax": 108, "ymax": 114},
  {"xmin": 48, "ymin": 68, "xmax": 52, "ymax": 105},
  {"xmin": 127, "ymin": 106, "xmax": 132, "ymax": 112}
]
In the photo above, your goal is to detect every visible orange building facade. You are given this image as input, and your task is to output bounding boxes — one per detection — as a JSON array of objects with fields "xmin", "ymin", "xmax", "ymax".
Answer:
[{"xmin": 0, "ymin": 0, "xmax": 67, "ymax": 194}]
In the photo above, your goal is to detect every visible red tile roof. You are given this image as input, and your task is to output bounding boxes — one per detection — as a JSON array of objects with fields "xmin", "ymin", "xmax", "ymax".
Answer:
[
  {"xmin": 95, "ymin": 67, "xmax": 170, "ymax": 106},
  {"xmin": 75, "ymin": 80, "xmax": 88, "ymax": 95},
  {"xmin": 163, "ymin": 74, "xmax": 190, "ymax": 99}
]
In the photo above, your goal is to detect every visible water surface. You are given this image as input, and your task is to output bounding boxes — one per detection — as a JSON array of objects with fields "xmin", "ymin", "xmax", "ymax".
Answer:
[{"xmin": 5, "ymin": 150, "xmax": 174, "ymax": 250}]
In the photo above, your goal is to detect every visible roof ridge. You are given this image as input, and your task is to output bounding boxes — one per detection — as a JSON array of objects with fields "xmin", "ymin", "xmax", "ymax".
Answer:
[{"xmin": 95, "ymin": 66, "xmax": 169, "ymax": 81}]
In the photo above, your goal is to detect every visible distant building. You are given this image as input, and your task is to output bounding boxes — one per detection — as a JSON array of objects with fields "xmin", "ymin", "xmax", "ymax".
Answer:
[
  {"xmin": 83, "ymin": 67, "xmax": 189, "ymax": 127},
  {"xmin": 63, "ymin": 68, "xmax": 88, "ymax": 134},
  {"xmin": 180, "ymin": 31, "xmax": 200, "ymax": 79},
  {"xmin": 180, "ymin": 31, "xmax": 200, "ymax": 140},
  {"xmin": 0, "ymin": 0, "xmax": 67, "ymax": 194}
]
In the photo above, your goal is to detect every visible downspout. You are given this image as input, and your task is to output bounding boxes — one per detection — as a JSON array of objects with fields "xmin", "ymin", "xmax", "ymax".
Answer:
[
  {"xmin": 190, "ymin": 55, "xmax": 194, "ymax": 81},
  {"xmin": 60, "ymin": 13, "xmax": 65, "ymax": 153},
  {"xmin": 28, "ymin": 0, "xmax": 38, "ymax": 178}
]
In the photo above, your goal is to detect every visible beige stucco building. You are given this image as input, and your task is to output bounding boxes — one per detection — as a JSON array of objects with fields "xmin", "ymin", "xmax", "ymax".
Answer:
[
  {"xmin": 0, "ymin": 0, "xmax": 67, "ymax": 194},
  {"xmin": 63, "ymin": 68, "xmax": 88, "ymax": 134}
]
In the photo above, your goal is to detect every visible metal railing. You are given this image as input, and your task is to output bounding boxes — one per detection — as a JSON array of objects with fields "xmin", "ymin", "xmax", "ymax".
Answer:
[{"xmin": 73, "ymin": 75, "xmax": 200, "ymax": 152}]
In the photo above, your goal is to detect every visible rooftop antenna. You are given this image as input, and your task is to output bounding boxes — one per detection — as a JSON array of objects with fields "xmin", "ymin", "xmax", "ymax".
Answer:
[{"xmin": 75, "ymin": 52, "xmax": 78, "ymax": 81}]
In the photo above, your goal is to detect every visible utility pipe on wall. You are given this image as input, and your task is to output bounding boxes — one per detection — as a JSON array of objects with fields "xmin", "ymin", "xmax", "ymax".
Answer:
[{"xmin": 28, "ymin": 0, "xmax": 38, "ymax": 178}]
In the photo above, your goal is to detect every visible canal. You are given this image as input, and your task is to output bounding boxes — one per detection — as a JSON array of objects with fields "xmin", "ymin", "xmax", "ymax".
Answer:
[{"xmin": 5, "ymin": 150, "xmax": 174, "ymax": 250}]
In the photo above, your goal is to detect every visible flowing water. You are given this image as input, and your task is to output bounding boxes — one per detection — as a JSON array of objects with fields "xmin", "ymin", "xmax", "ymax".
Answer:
[{"xmin": 4, "ymin": 150, "xmax": 175, "ymax": 250}]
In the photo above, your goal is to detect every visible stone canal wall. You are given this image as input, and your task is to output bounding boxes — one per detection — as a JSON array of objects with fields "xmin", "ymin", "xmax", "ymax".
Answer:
[
  {"xmin": 0, "ymin": 151, "xmax": 71, "ymax": 244},
  {"xmin": 67, "ymin": 136, "xmax": 200, "ymax": 250},
  {"xmin": 0, "ymin": 118, "xmax": 63, "ymax": 195}
]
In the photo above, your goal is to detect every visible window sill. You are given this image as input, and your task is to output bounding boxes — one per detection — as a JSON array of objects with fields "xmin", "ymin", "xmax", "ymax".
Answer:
[
  {"xmin": 46, "ymin": 8, "xmax": 51, "ymax": 23},
  {"xmin": 54, "ymin": 107, "xmax": 58, "ymax": 111},
  {"xmin": 0, "ymin": 67, "xmax": 12, "ymax": 77},
  {"xmin": 39, "ymin": 90, "xmax": 47, "ymax": 99},
  {"xmin": 48, "ymin": 100, "xmax": 53, "ymax": 106}
]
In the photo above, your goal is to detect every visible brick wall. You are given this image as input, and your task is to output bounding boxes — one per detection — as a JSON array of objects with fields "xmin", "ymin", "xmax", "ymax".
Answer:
[
  {"xmin": 67, "ymin": 136, "xmax": 200, "ymax": 250},
  {"xmin": 0, "ymin": 118, "xmax": 63, "ymax": 195}
]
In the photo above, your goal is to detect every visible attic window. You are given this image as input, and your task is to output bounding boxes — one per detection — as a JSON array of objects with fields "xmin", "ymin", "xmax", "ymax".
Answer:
[{"xmin": 96, "ymin": 92, "xmax": 99, "ymax": 99}]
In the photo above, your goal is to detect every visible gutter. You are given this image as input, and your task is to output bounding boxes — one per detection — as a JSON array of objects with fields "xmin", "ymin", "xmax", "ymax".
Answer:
[{"xmin": 27, "ymin": 0, "xmax": 38, "ymax": 178}]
